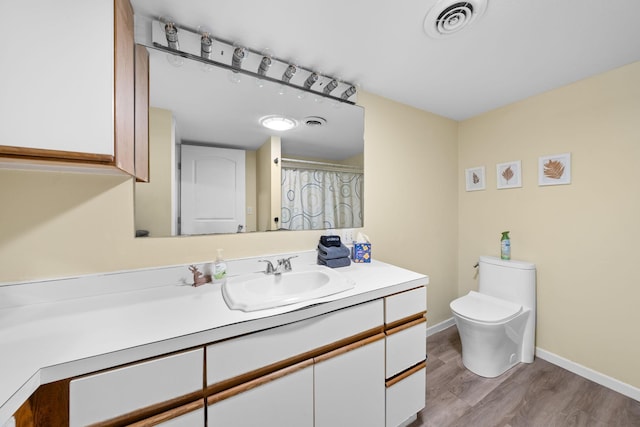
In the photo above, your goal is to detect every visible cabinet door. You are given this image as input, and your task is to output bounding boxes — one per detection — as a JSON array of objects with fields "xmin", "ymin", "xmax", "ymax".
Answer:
[
  {"xmin": 69, "ymin": 349, "xmax": 203, "ymax": 426},
  {"xmin": 386, "ymin": 318, "xmax": 427, "ymax": 378},
  {"xmin": 386, "ymin": 364, "xmax": 426, "ymax": 427},
  {"xmin": 0, "ymin": 0, "xmax": 114, "ymax": 157},
  {"xmin": 314, "ymin": 334, "xmax": 385, "ymax": 427},
  {"xmin": 207, "ymin": 360, "xmax": 313, "ymax": 427}
]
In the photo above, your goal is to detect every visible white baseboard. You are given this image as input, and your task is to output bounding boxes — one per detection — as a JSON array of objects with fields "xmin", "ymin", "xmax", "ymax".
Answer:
[
  {"xmin": 426, "ymin": 318, "xmax": 640, "ymax": 402},
  {"xmin": 426, "ymin": 317, "xmax": 456, "ymax": 337},
  {"xmin": 536, "ymin": 347, "xmax": 640, "ymax": 402}
]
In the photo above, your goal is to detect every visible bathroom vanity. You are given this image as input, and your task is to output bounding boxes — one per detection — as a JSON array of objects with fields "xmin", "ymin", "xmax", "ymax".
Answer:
[{"xmin": 0, "ymin": 252, "xmax": 428, "ymax": 426}]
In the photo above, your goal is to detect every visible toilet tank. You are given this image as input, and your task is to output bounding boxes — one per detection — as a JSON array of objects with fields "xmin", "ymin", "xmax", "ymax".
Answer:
[{"xmin": 478, "ymin": 256, "xmax": 536, "ymax": 309}]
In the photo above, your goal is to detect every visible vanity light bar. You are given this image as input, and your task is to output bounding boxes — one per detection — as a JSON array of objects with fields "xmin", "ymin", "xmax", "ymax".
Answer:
[{"xmin": 148, "ymin": 18, "xmax": 357, "ymax": 104}]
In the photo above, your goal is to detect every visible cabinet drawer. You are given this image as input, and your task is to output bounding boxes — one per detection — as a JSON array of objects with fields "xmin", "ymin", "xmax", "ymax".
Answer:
[
  {"xmin": 385, "ymin": 318, "xmax": 426, "ymax": 378},
  {"xmin": 207, "ymin": 362, "xmax": 314, "ymax": 427},
  {"xmin": 69, "ymin": 348, "xmax": 203, "ymax": 426},
  {"xmin": 207, "ymin": 299, "xmax": 383, "ymax": 386},
  {"xmin": 384, "ymin": 287, "xmax": 426, "ymax": 325},
  {"xmin": 386, "ymin": 363, "xmax": 426, "ymax": 427}
]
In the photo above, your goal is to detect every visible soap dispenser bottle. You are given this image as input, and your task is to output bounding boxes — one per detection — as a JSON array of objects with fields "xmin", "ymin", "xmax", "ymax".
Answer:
[
  {"xmin": 213, "ymin": 249, "xmax": 227, "ymax": 284},
  {"xmin": 501, "ymin": 231, "xmax": 511, "ymax": 260}
]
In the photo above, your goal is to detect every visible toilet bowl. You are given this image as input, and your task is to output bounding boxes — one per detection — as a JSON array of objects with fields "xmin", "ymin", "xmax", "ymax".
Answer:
[{"xmin": 450, "ymin": 256, "xmax": 536, "ymax": 378}]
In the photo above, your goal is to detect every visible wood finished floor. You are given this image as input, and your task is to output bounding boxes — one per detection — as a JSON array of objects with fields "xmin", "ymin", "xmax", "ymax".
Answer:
[{"xmin": 408, "ymin": 325, "xmax": 640, "ymax": 427}]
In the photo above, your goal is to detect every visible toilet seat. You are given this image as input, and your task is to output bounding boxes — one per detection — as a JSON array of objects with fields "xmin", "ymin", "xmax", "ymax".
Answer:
[{"xmin": 451, "ymin": 291, "xmax": 522, "ymax": 324}]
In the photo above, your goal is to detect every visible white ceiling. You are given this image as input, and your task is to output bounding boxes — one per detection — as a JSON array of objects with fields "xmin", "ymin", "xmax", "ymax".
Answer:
[{"xmin": 131, "ymin": 0, "xmax": 640, "ymax": 121}]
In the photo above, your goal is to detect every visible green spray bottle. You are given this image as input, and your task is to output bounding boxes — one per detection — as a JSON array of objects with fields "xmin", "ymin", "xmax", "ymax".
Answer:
[{"xmin": 501, "ymin": 231, "xmax": 511, "ymax": 260}]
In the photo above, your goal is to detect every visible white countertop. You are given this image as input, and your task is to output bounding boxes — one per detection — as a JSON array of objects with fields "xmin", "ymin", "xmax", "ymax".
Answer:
[{"xmin": 0, "ymin": 251, "xmax": 428, "ymax": 424}]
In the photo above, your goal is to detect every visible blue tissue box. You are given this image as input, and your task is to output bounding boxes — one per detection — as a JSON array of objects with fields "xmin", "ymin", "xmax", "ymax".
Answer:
[{"xmin": 352, "ymin": 243, "xmax": 372, "ymax": 263}]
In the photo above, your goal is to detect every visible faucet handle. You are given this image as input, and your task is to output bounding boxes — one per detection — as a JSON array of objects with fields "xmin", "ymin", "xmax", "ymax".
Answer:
[
  {"xmin": 280, "ymin": 255, "xmax": 298, "ymax": 272},
  {"xmin": 259, "ymin": 259, "xmax": 276, "ymax": 274}
]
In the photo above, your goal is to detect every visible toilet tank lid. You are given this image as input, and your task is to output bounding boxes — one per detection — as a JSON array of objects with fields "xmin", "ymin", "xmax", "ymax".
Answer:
[
  {"xmin": 480, "ymin": 256, "xmax": 536, "ymax": 270},
  {"xmin": 451, "ymin": 291, "xmax": 522, "ymax": 323}
]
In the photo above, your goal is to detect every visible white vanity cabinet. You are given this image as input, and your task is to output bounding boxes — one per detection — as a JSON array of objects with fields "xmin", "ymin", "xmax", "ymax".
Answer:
[
  {"xmin": 69, "ymin": 348, "xmax": 203, "ymax": 426},
  {"xmin": 205, "ymin": 300, "xmax": 385, "ymax": 426},
  {"xmin": 384, "ymin": 287, "xmax": 427, "ymax": 427},
  {"xmin": 6, "ymin": 274, "xmax": 428, "ymax": 427}
]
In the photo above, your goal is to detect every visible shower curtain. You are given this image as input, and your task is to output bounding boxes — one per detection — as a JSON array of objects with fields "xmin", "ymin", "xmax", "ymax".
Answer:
[{"xmin": 281, "ymin": 168, "xmax": 363, "ymax": 230}]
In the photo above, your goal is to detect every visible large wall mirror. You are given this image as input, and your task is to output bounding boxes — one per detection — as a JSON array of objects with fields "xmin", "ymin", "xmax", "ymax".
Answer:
[{"xmin": 133, "ymin": 18, "xmax": 365, "ymax": 237}]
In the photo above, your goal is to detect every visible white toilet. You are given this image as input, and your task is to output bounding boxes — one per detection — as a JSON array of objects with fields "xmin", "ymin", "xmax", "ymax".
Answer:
[{"xmin": 450, "ymin": 256, "xmax": 536, "ymax": 378}]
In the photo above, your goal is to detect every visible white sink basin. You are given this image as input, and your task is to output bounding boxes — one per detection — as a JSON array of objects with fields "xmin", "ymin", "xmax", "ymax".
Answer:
[{"xmin": 222, "ymin": 265, "xmax": 355, "ymax": 312}]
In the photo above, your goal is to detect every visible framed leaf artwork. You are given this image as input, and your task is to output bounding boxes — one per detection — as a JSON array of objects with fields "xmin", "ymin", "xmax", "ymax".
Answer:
[
  {"xmin": 539, "ymin": 153, "xmax": 571, "ymax": 186},
  {"xmin": 496, "ymin": 160, "xmax": 522, "ymax": 189},
  {"xmin": 465, "ymin": 166, "xmax": 486, "ymax": 191}
]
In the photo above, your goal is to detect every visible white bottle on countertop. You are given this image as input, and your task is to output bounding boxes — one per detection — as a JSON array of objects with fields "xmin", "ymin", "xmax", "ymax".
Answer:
[{"xmin": 213, "ymin": 249, "xmax": 227, "ymax": 285}]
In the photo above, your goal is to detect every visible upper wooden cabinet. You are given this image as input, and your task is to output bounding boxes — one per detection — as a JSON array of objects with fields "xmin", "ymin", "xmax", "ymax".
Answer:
[{"xmin": 0, "ymin": 0, "xmax": 148, "ymax": 180}]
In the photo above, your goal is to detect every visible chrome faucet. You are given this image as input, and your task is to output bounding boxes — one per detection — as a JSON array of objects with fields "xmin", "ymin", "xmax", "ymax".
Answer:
[{"xmin": 259, "ymin": 256, "xmax": 298, "ymax": 275}]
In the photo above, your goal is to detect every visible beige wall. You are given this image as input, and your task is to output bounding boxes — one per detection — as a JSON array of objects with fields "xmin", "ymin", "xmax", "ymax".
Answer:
[
  {"xmin": 458, "ymin": 61, "xmax": 640, "ymax": 388},
  {"xmin": 256, "ymin": 136, "xmax": 282, "ymax": 231},
  {"xmin": 134, "ymin": 108, "xmax": 174, "ymax": 237},
  {"xmin": 359, "ymin": 92, "xmax": 459, "ymax": 326},
  {"xmin": 245, "ymin": 150, "xmax": 257, "ymax": 232}
]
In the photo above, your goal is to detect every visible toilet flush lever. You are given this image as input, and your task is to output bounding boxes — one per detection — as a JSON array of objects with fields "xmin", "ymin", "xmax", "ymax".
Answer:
[{"xmin": 473, "ymin": 262, "xmax": 479, "ymax": 268}]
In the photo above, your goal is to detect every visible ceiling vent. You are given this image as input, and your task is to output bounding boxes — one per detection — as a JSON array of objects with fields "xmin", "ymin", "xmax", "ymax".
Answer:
[
  {"xmin": 423, "ymin": 0, "xmax": 488, "ymax": 38},
  {"xmin": 304, "ymin": 116, "xmax": 327, "ymax": 127}
]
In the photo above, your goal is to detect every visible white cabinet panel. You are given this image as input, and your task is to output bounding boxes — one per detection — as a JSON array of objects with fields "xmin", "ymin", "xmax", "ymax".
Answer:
[
  {"xmin": 314, "ymin": 337, "xmax": 385, "ymax": 427},
  {"xmin": 69, "ymin": 349, "xmax": 203, "ymax": 427},
  {"xmin": 208, "ymin": 363, "xmax": 313, "ymax": 427},
  {"xmin": 386, "ymin": 367, "xmax": 426, "ymax": 427},
  {"xmin": 385, "ymin": 287, "xmax": 426, "ymax": 324},
  {"xmin": 207, "ymin": 300, "xmax": 383, "ymax": 385},
  {"xmin": 0, "ymin": 0, "xmax": 114, "ymax": 155},
  {"xmin": 386, "ymin": 320, "xmax": 426, "ymax": 378}
]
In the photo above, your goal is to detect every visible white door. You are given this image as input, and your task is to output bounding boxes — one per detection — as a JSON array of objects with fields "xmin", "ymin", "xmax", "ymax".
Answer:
[{"xmin": 180, "ymin": 144, "xmax": 245, "ymax": 235}]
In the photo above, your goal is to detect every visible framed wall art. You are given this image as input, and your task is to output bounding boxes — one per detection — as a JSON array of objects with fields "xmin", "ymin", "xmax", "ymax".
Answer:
[
  {"xmin": 496, "ymin": 160, "xmax": 522, "ymax": 189},
  {"xmin": 539, "ymin": 153, "xmax": 571, "ymax": 186},
  {"xmin": 465, "ymin": 166, "xmax": 486, "ymax": 191}
]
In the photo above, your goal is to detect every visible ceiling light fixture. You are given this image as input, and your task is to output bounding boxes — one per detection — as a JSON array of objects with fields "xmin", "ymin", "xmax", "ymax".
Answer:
[
  {"xmin": 162, "ymin": 19, "xmax": 180, "ymax": 50},
  {"xmin": 232, "ymin": 47, "xmax": 247, "ymax": 69},
  {"xmin": 341, "ymin": 86, "xmax": 357, "ymax": 100},
  {"xmin": 200, "ymin": 32, "xmax": 213, "ymax": 60},
  {"xmin": 304, "ymin": 72, "xmax": 319, "ymax": 89},
  {"xmin": 258, "ymin": 56, "xmax": 272, "ymax": 76},
  {"xmin": 260, "ymin": 115, "xmax": 298, "ymax": 131},
  {"xmin": 149, "ymin": 18, "xmax": 358, "ymax": 103},
  {"xmin": 282, "ymin": 64, "xmax": 297, "ymax": 83},
  {"xmin": 323, "ymin": 79, "xmax": 339, "ymax": 95}
]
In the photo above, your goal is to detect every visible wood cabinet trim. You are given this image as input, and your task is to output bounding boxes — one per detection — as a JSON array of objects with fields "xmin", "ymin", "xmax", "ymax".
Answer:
[
  {"xmin": 314, "ymin": 332, "xmax": 385, "ymax": 364},
  {"xmin": 14, "ymin": 379, "xmax": 70, "ymax": 426},
  {"xmin": 385, "ymin": 316, "xmax": 426, "ymax": 336},
  {"xmin": 87, "ymin": 390, "xmax": 204, "ymax": 427},
  {"xmin": 134, "ymin": 44, "xmax": 150, "ymax": 182},
  {"xmin": 207, "ymin": 359, "xmax": 314, "ymax": 406},
  {"xmin": 385, "ymin": 361, "xmax": 426, "ymax": 388},
  {"xmin": 0, "ymin": 145, "xmax": 114, "ymax": 164},
  {"xmin": 125, "ymin": 399, "xmax": 204, "ymax": 427},
  {"xmin": 113, "ymin": 0, "xmax": 135, "ymax": 175},
  {"xmin": 385, "ymin": 312, "xmax": 427, "ymax": 331}
]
